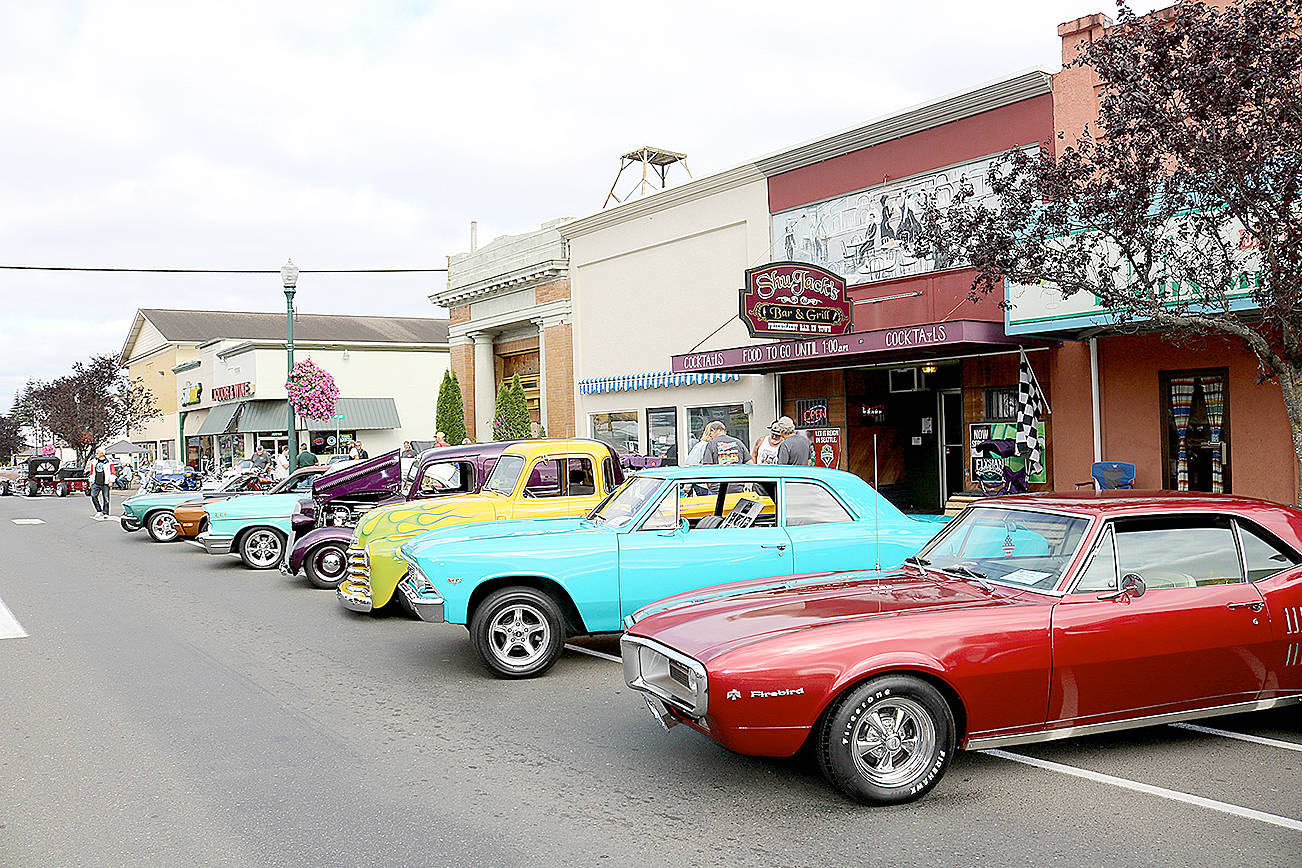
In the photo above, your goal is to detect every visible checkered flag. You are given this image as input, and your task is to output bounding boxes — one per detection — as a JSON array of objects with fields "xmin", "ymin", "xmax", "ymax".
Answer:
[{"xmin": 1015, "ymin": 350, "xmax": 1048, "ymax": 475}]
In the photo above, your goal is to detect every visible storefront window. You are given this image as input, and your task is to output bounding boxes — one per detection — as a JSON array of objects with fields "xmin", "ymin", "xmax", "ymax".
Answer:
[
  {"xmin": 646, "ymin": 407, "xmax": 679, "ymax": 465},
  {"xmin": 310, "ymin": 430, "xmax": 356, "ymax": 455},
  {"xmin": 1162, "ymin": 369, "xmax": 1230, "ymax": 493},
  {"xmin": 591, "ymin": 412, "xmax": 639, "ymax": 454},
  {"xmin": 159, "ymin": 441, "xmax": 171, "ymax": 461},
  {"xmin": 218, "ymin": 434, "xmax": 245, "ymax": 469},
  {"xmin": 984, "ymin": 387, "xmax": 1018, "ymax": 422},
  {"xmin": 687, "ymin": 404, "xmax": 750, "ymax": 453}
]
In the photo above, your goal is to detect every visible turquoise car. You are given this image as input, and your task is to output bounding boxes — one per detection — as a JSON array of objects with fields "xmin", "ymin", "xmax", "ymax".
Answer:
[
  {"xmin": 395, "ymin": 464, "xmax": 948, "ymax": 678},
  {"xmin": 119, "ymin": 473, "xmax": 275, "ymax": 541},
  {"xmin": 198, "ymin": 466, "xmax": 325, "ymax": 569}
]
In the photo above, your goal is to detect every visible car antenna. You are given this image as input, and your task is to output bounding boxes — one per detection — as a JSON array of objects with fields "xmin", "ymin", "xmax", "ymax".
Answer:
[{"xmin": 873, "ymin": 433, "xmax": 880, "ymax": 571}]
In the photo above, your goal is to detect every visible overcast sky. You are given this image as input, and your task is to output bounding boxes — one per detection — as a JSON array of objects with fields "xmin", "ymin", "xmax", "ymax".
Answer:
[{"xmin": 0, "ymin": 0, "xmax": 1162, "ymax": 412}]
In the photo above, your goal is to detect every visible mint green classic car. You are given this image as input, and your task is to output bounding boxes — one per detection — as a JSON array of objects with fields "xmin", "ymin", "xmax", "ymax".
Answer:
[
  {"xmin": 119, "ymin": 472, "xmax": 276, "ymax": 541},
  {"xmin": 198, "ymin": 466, "xmax": 325, "ymax": 569}
]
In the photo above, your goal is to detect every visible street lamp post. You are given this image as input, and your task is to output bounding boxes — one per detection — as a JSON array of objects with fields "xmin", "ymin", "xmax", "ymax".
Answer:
[{"xmin": 281, "ymin": 259, "xmax": 299, "ymax": 461}]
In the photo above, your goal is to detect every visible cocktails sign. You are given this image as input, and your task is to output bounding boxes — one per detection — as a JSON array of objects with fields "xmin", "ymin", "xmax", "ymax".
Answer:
[{"xmin": 739, "ymin": 262, "xmax": 851, "ymax": 338}]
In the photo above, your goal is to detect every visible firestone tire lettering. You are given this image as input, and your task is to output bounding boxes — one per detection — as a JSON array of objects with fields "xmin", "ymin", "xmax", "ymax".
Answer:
[{"xmin": 817, "ymin": 675, "xmax": 956, "ymax": 805}]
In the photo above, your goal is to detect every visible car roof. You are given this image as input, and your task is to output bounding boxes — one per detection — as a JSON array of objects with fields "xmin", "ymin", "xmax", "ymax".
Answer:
[
  {"xmin": 978, "ymin": 490, "xmax": 1301, "ymax": 517},
  {"xmin": 638, "ymin": 464, "xmax": 867, "ymax": 483},
  {"xmin": 501, "ymin": 438, "xmax": 615, "ymax": 458},
  {"xmin": 420, "ymin": 441, "xmax": 514, "ymax": 461}
]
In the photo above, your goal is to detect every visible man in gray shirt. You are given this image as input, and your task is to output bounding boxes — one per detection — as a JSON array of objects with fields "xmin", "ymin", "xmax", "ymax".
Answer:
[
  {"xmin": 773, "ymin": 416, "xmax": 812, "ymax": 465},
  {"xmin": 700, "ymin": 421, "xmax": 751, "ymax": 465}
]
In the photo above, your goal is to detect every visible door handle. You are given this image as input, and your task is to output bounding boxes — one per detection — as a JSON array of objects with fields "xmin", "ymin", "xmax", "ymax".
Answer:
[
  {"xmin": 760, "ymin": 543, "xmax": 787, "ymax": 552},
  {"xmin": 1227, "ymin": 601, "xmax": 1264, "ymax": 611}
]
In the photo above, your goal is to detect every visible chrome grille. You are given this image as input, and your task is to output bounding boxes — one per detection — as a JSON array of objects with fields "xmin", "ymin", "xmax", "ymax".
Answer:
[
  {"xmin": 347, "ymin": 547, "xmax": 371, "ymax": 589},
  {"xmin": 621, "ymin": 634, "xmax": 708, "ymax": 719}
]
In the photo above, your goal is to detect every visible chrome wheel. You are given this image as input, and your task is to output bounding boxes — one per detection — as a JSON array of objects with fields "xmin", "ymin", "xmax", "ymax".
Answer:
[
  {"xmin": 147, "ymin": 511, "xmax": 179, "ymax": 543},
  {"xmin": 305, "ymin": 543, "xmax": 347, "ymax": 589},
  {"xmin": 488, "ymin": 604, "xmax": 551, "ymax": 667},
  {"xmin": 240, "ymin": 529, "xmax": 284, "ymax": 570},
  {"xmin": 849, "ymin": 697, "xmax": 936, "ymax": 788}
]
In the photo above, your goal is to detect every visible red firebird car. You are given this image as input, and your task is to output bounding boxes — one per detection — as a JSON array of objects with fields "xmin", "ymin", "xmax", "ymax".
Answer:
[{"xmin": 621, "ymin": 492, "xmax": 1302, "ymax": 805}]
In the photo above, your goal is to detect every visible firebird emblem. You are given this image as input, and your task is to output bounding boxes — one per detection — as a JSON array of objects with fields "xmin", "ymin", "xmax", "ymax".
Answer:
[{"xmin": 727, "ymin": 689, "xmax": 741, "ymax": 701}]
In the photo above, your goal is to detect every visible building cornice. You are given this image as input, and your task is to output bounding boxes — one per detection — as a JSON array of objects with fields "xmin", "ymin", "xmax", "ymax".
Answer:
[
  {"xmin": 560, "ymin": 163, "xmax": 765, "ymax": 239},
  {"xmin": 215, "ymin": 340, "xmax": 449, "ymax": 360},
  {"xmin": 171, "ymin": 360, "xmax": 201, "ymax": 374},
  {"xmin": 755, "ymin": 68, "xmax": 1054, "ymax": 177},
  {"xmin": 430, "ymin": 260, "xmax": 568, "ymax": 308},
  {"xmin": 447, "ymin": 298, "xmax": 572, "ymax": 341}
]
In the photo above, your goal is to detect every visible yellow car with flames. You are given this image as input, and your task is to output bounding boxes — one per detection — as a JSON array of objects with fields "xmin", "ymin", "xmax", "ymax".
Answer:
[{"xmin": 338, "ymin": 439, "xmax": 628, "ymax": 614}]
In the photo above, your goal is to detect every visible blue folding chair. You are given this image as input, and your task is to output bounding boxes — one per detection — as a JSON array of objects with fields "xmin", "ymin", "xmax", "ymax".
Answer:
[{"xmin": 1076, "ymin": 461, "xmax": 1136, "ymax": 490}]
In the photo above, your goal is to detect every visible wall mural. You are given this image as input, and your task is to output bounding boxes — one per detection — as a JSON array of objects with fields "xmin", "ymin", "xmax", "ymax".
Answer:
[{"xmin": 772, "ymin": 148, "xmax": 1034, "ymax": 286}]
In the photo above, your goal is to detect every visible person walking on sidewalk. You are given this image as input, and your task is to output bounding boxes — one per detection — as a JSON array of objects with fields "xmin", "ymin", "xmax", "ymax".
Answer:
[{"xmin": 86, "ymin": 447, "xmax": 116, "ymax": 520}]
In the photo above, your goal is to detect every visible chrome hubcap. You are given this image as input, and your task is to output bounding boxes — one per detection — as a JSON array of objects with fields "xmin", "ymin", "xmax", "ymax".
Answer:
[
  {"xmin": 851, "ymin": 697, "xmax": 936, "ymax": 788},
  {"xmin": 152, "ymin": 514, "xmax": 177, "ymax": 538},
  {"xmin": 317, "ymin": 549, "xmax": 344, "ymax": 577},
  {"xmin": 246, "ymin": 531, "xmax": 280, "ymax": 566},
  {"xmin": 488, "ymin": 604, "xmax": 550, "ymax": 666}
]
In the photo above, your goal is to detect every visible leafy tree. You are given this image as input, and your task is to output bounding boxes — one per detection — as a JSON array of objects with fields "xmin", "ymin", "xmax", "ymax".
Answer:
[
  {"xmin": 435, "ymin": 369, "xmax": 468, "ymax": 444},
  {"xmin": 915, "ymin": 0, "xmax": 1302, "ymax": 499},
  {"xmin": 11, "ymin": 379, "xmax": 45, "ymax": 448},
  {"xmin": 491, "ymin": 373, "xmax": 532, "ymax": 440},
  {"xmin": 31, "ymin": 354, "xmax": 159, "ymax": 463},
  {"xmin": 0, "ymin": 414, "xmax": 26, "ymax": 463}
]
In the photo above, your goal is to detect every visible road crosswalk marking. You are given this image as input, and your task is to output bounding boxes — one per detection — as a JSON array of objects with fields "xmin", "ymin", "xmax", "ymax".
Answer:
[{"xmin": 0, "ymin": 596, "xmax": 27, "ymax": 640}]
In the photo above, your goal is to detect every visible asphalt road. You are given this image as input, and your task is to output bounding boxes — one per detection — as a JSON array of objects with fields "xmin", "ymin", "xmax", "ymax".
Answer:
[{"xmin": 1, "ymin": 493, "xmax": 1299, "ymax": 867}]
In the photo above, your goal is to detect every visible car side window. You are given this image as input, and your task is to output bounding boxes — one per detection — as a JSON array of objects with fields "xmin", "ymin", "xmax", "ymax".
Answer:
[
  {"xmin": 419, "ymin": 461, "xmax": 467, "ymax": 494},
  {"xmin": 292, "ymin": 474, "xmax": 316, "ymax": 492},
  {"xmin": 1073, "ymin": 527, "xmax": 1117, "ymax": 592},
  {"xmin": 1112, "ymin": 516, "xmax": 1244, "ymax": 589},
  {"xmin": 640, "ymin": 483, "xmax": 682, "ymax": 531},
  {"xmin": 1237, "ymin": 521, "xmax": 1301, "ymax": 582},
  {"xmin": 524, "ymin": 458, "xmax": 596, "ymax": 498},
  {"xmin": 602, "ymin": 456, "xmax": 616, "ymax": 494},
  {"xmin": 784, "ymin": 482, "xmax": 853, "ymax": 526}
]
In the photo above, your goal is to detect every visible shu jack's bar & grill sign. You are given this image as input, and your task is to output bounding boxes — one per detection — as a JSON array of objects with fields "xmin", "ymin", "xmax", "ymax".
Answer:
[{"xmin": 739, "ymin": 262, "xmax": 851, "ymax": 338}]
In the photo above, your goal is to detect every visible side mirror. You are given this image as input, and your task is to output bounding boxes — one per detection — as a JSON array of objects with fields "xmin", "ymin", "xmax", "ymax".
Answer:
[
  {"xmin": 1098, "ymin": 573, "xmax": 1146, "ymax": 602},
  {"xmin": 656, "ymin": 517, "xmax": 689, "ymax": 537}
]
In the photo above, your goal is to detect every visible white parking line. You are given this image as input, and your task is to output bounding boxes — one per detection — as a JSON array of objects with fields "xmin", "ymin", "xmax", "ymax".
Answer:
[
  {"xmin": 1170, "ymin": 722, "xmax": 1302, "ymax": 753},
  {"xmin": 0, "ymin": 597, "xmax": 28, "ymax": 639},
  {"xmin": 11, "ymin": 518, "xmax": 44, "ymax": 525},
  {"xmin": 564, "ymin": 643, "xmax": 622, "ymax": 663},
  {"xmin": 985, "ymin": 749, "xmax": 1302, "ymax": 833}
]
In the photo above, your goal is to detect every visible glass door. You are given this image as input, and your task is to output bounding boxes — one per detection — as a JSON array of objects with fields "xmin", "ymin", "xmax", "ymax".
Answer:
[
  {"xmin": 939, "ymin": 390, "xmax": 964, "ymax": 502},
  {"xmin": 646, "ymin": 407, "xmax": 679, "ymax": 465}
]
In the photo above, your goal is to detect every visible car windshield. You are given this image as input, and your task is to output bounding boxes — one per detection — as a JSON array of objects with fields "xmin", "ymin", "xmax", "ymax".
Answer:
[
  {"xmin": 483, "ymin": 454, "xmax": 525, "ymax": 496},
  {"xmin": 592, "ymin": 476, "xmax": 664, "ymax": 527},
  {"xmin": 914, "ymin": 507, "xmax": 1089, "ymax": 591}
]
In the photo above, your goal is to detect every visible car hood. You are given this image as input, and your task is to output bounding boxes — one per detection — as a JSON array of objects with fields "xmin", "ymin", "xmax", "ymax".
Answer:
[
  {"xmin": 123, "ymin": 492, "xmax": 190, "ymax": 510},
  {"xmin": 312, "ymin": 449, "xmax": 401, "ymax": 504},
  {"xmin": 401, "ymin": 517, "xmax": 599, "ymax": 560},
  {"xmin": 206, "ymin": 492, "xmax": 304, "ymax": 520},
  {"xmin": 629, "ymin": 568, "xmax": 1029, "ymax": 663}
]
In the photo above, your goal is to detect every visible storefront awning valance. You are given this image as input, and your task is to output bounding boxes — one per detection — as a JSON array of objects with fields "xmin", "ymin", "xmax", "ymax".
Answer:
[
  {"xmin": 194, "ymin": 402, "xmax": 241, "ymax": 436},
  {"xmin": 235, "ymin": 398, "xmax": 402, "ymax": 432},
  {"xmin": 670, "ymin": 320, "xmax": 1056, "ymax": 375},
  {"xmin": 579, "ymin": 371, "xmax": 741, "ymax": 395}
]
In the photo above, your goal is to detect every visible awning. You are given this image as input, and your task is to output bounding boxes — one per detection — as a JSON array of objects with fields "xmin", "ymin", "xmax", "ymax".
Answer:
[
  {"xmin": 237, "ymin": 398, "xmax": 402, "ymax": 432},
  {"xmin": 579, "ymin": 371, "xmax": 741, "ymax": 395},
  {"xmin": 181, "ymin": 408, "xmax": 209, "ymax": 436},
  {"xmin": 194, "ymin": 402, "xmax": 241, "ymax": 436},
  {"xmin": 671, "ymin": 319, "xmax": 1057, "ymax": 374},
  {"xmin": 103, "ymin": 439, "xmax": 148, "ymax": 454}
]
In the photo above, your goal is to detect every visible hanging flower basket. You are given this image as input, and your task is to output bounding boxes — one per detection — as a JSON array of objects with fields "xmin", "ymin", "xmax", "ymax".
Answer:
[{"xmin": 286, "ymin": 359, "xmax": 339, "ymax": 421}]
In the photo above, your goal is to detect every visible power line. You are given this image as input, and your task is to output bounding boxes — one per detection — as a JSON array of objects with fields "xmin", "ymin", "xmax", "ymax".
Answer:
[{"xmin": 0, "ymin": 265, "xmax": 447, "ymax": 274}]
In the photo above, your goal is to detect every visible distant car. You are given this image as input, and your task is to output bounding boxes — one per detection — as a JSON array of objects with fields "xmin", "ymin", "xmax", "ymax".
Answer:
[
  {"xmin": 397, "ymin": 464, "xmax": 946, "ymax": 678},
  {"xmin": 621, "ymin": 492, "xmax": 1302, "ymax": 805},
  {"xmin": 0, "ymin": 464, "xmax": 23, "ymax": 496},
  {"xmin": 21, "ymin": 456, "xmax": 89, "ymax": 497},
  {"xmin": 282, "ymin": 444, "xmax": 506, "ymax": 590},
  {"xmin": 120, "ymin": 472, "xmax": 277, "ymax": 540}
]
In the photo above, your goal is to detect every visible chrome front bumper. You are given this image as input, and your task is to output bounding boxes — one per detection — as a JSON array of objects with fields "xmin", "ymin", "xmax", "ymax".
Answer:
[
  {"xmin": 197, "ymin": 532, "xmax": 233, "ymax": 555},
  {"xmin": 120, "ymin": 514, "xmax": 141, "ymax": 532},
  {"xmin": 337, "ymin": 547, "xmax": 373, "ymax": 612},
  {"xmin": 397, "ymin": 572, "xmax": 445, "ymax": 623}
]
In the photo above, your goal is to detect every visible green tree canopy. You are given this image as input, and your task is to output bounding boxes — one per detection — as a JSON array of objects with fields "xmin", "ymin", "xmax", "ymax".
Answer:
[{"xmin": 435, "ymin": 369, "xmax": 468, "ymax": 444}]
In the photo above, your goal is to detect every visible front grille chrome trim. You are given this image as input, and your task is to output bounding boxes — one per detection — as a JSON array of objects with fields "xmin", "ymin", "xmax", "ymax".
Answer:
[{"xmin": 621, "ymin": 634, "xmax": 708, "ymax": 719}]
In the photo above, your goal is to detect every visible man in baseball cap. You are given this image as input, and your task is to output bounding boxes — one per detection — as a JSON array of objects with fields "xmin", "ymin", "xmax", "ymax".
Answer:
[{"xmin": 772, "ymin": 416, "xmax": 812, "ymax": 466}]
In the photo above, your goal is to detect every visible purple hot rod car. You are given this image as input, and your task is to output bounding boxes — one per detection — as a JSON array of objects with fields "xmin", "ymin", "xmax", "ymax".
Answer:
[{"xmin": 281, "ymin": 443, "xmax": 510, "ymax": 589}]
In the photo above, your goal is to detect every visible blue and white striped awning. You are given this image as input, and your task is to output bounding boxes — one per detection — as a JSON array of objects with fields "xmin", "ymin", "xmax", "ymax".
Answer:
[{"xmin": 579, "ymin": 371, "xmax": 741, "ymax": 395}]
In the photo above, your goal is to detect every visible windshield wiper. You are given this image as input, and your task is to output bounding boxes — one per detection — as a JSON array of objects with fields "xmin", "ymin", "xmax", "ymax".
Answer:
[
  {"xmin": 943, "ymin": 565, "xmax": 993, "ymax": 592},
  {"xmin": 904, "ymin": 556, "xmax": 932, "ymax": 576}
]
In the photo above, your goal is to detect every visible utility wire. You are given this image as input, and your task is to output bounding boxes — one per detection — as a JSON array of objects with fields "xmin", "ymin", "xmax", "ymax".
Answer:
[{"xmin": 0, "ymin": 265, "xmax": 447, "ymax": 274}]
